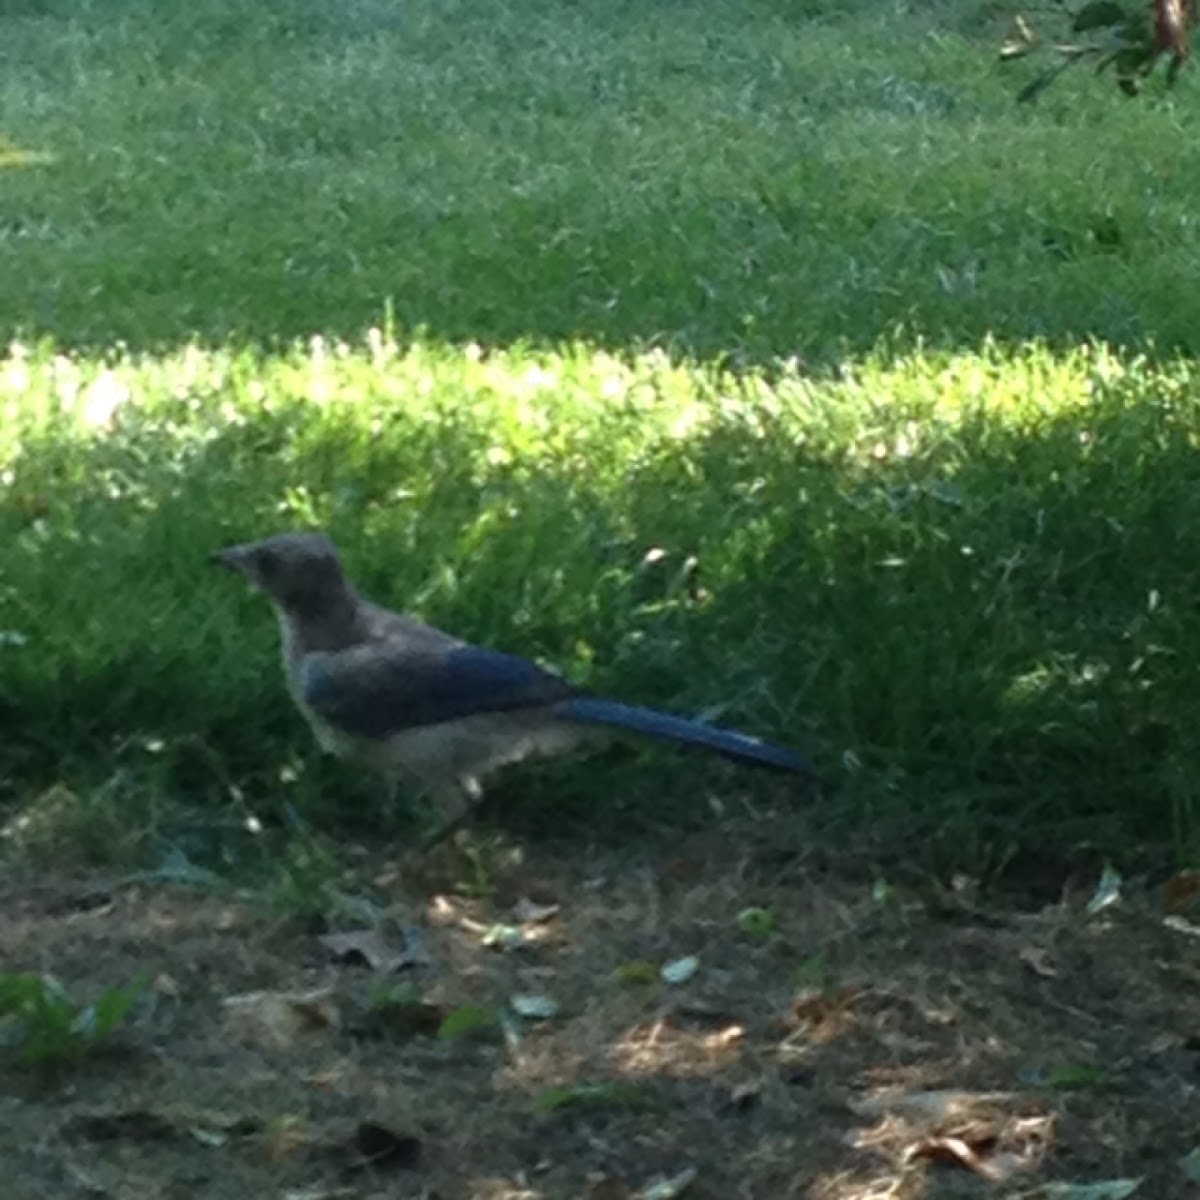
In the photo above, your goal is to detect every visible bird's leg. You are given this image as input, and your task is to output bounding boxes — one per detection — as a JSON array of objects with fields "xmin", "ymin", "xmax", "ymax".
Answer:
[{"xmin": 418, "ymin": 777, "xmax": 481, "ymax": 852}]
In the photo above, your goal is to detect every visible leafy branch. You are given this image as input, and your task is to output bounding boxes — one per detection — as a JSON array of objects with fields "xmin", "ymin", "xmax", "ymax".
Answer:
[{"xmin": 1001, "ymin": 0, "xmax": 1196, "ymax": 100}]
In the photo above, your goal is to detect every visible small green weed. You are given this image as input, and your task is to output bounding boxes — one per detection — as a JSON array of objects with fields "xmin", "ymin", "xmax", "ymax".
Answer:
[
  {"xmin": 534, "ymin": 1080, "xmax": 662, "ymax": 1116},
  {"xmin": 437, "ymin": 1003, "xmax": 502, "ymax": 1041},
  {"xmin": 0, "ymin": 972, "xmax": 147, "ymax": 1065},
  {"xmin": 267, "ymin": 831, "xmax": 356, "ymax": 924},
  {"xmin": 360, "ymin": 980, "xmax": 445, "ymax": 1038}
]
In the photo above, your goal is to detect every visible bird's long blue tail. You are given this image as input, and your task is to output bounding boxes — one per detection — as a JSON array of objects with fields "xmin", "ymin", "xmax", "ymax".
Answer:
[{"xmin": 555, "ymin": 697, "xmax": 814, "ymax": 776}]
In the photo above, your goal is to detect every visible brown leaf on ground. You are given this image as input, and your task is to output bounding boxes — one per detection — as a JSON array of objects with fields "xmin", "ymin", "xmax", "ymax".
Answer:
[
  {"xmin": 848, "ymin": 1088, "xmax": 1016, "ymax": 1121},
  {"xmin": 318, "ymin": 927, "xmax": 423, "ymax": 972},
  {"xmin": 724, "ymin": 1078, "xmax": 764, "ymax": 1112},
  {"xmin": 1162, "ymin": 870, "xmax": 1200, "ymax": 914},
  {"xmin": 583, "ymin": 1177, "xmax": 633, "ymax": 1200},
  {"xmin": 785, "ymin": 984, "xmax": 862, "ymax": 1041},
  {"xmin": 635, "ymin": 1166, "xmax": 698, "ymax": 1199},
  {"xmin": 1163, "ymin": 914, "xmax": 1200, "ymax": 938},
  {"xmin": 513, "ymin": 897, "xmax": 561, "ymax": 924},
  {"xmin": 222, "ymin": 986, "xmax": 341, "ymax": 1051},
  {"xmin": 852, "ymin": 1088, "xmax": 1052, "ymax": 1182},
  {"xmin": 1020, "ymin": 945, "xmax": 1058, "ymax": 978},
  {"xmin": 902, "ymin": 1125, "xmax": 1044, "ymax": 1182},
  {"xmin": 904, "ymin": 1133, "xmax": 1003, "ymax": 1178}
]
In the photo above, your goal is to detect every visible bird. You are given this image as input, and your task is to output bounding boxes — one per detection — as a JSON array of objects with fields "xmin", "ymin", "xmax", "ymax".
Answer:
[{"xmin": 213, "ymin": 531, "xmax": 814, "ymax": 840}]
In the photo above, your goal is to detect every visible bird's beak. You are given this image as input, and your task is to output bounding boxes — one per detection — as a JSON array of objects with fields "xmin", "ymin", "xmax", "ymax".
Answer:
[{"xmin": 211, "ymin": 543, "xmax": 251, "ymax": 573}]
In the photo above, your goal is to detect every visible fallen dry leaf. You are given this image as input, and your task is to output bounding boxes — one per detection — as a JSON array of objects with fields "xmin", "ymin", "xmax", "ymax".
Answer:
[
  {"xmin": 786, "ymin": 984, "xmax": 861, "ymax": 1041},
  {"xmin": 187, "ymin": 1111, "xmax": 269, "ymax": 1149},
  {"xmin": 513, "ymin": 897, "xmax": 560, "ymax": 923},
  {"xmin": 1020, "ymin": 946, "xmax": 1058, "ymax": 978},
  {"xmin": 223, "ymin": 987, "xmax": 340, "ymax": 1051},
  {"xmin": 661, "ymin": 956, "xmax": 699, "ymax": 985},
  {"xmin": 637, "ymin": 1166, "xmax": 698, "ymax": 1199},
  {"xmin": 1180, "ymin": 1146, "xmax": 1200, "ymax": 1183},
  {"xmin": 725, "ymin": 1079, "xmax": 763, "ymax": 1112},
  {"xmin": 151, "ymin": 972, "xmax": 182, "ymax": 998},
  {"xmin": 1162, "ymin": 870, "xmax": 1200, "ymax": 914},
  {"xmin": 911, "ymin": 1125, "xmax": 1045, "ymax": 1182},
  {"xmin": 1163, "ymin": 914, "xmax": 1200, "ymax": 938},
  {"xmin": 852, "ymin": 1090, "xmax": 1051, "ymax": 1183},
  {"xmin": 848, "ymin": 1088, "xmax": 1015, "ymax": 1121},
  {"xmin": 1085, "ymin": 865, "xmax": 1122, "ymax": 917},
  {"xmin": 481, "ymin": 923, "xmax": 530, "ymax": 951},
  {"xmin": 584, "ymin": 1177, "xmax": 632, "ymax": 1200},
  {"xmin": 904, "ymin": 1133, "xmax": 1003, "ymax": 1178},
  {"xmin": 319, "ymin": 927, "xmax": 422, "ymax": 972},
  {"xmin": 510, "ymin": 993, "xmax": 558, "ymax": 1020}
]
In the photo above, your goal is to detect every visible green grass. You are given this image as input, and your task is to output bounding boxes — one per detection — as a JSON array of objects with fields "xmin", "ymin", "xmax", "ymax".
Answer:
[
  {"xmin": 3, "ymin": 0, "xmax": 1200, "ymax": 870},
  {"xmin": 2, "ymin": 0, "xmax": 1199, "ymax": 356},
  {"xmin": 5, "ymin": 336, "xmax": 1200, "ymax": 867}
]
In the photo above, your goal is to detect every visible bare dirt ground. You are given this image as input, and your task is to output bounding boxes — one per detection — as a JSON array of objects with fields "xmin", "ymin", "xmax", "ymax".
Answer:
[{"xmin": 2, "ymin": 821, "xmax": 1198, "ymax": 1200}]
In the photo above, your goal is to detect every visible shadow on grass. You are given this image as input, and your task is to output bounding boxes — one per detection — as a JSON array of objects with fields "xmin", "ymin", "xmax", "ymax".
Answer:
[{"xmin": 3, "ymin": 340, "xmax": 1200, "ymax": 870}]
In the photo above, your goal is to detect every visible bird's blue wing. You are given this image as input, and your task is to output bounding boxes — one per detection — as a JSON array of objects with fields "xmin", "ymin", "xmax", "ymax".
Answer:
[{"xmin": 300, "ymin": 642, "xmax": 574, "ymax": 740}]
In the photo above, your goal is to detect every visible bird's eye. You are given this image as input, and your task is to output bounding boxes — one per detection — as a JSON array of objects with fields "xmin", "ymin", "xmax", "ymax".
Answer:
[{"xmin": 256, "ymin": 549, "xmax": 278, "ymax": 576}]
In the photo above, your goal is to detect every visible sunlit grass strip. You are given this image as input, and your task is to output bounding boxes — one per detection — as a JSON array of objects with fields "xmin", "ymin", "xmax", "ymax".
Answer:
[
  {"xmin": 0, "ymin": 143, "xmax": 54, "ymax": 169},
  {"xmin": 0, "ymin": 332, "xmax": 1154, "ymax": 459}
]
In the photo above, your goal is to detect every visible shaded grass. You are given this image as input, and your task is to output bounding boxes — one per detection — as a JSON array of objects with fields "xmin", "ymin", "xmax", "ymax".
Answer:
[{"xmin": 4, "ymin": 335, "xmax": 1200, "ymax": 866}]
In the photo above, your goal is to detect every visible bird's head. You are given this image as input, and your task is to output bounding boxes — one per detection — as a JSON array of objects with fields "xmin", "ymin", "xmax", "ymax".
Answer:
[{"xmin": 212, "ymin": 531, "xmax": 352, "ymax": 619}]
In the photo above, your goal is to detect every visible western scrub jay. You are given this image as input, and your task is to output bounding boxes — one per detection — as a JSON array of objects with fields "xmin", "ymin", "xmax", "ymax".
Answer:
[{"xmin": 213, "ymin": 532, "xmax": 814, "ymax": 837}]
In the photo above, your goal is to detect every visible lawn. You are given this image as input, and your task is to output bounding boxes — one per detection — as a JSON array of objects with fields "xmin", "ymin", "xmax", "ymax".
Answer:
[
  {"xmin": 3, "ymin": 0, "xmax": 1200, "ymax": 1195},
  {"xmin": 2, "ymin": 0, "xmax": 1200, "ymax": 357}
]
